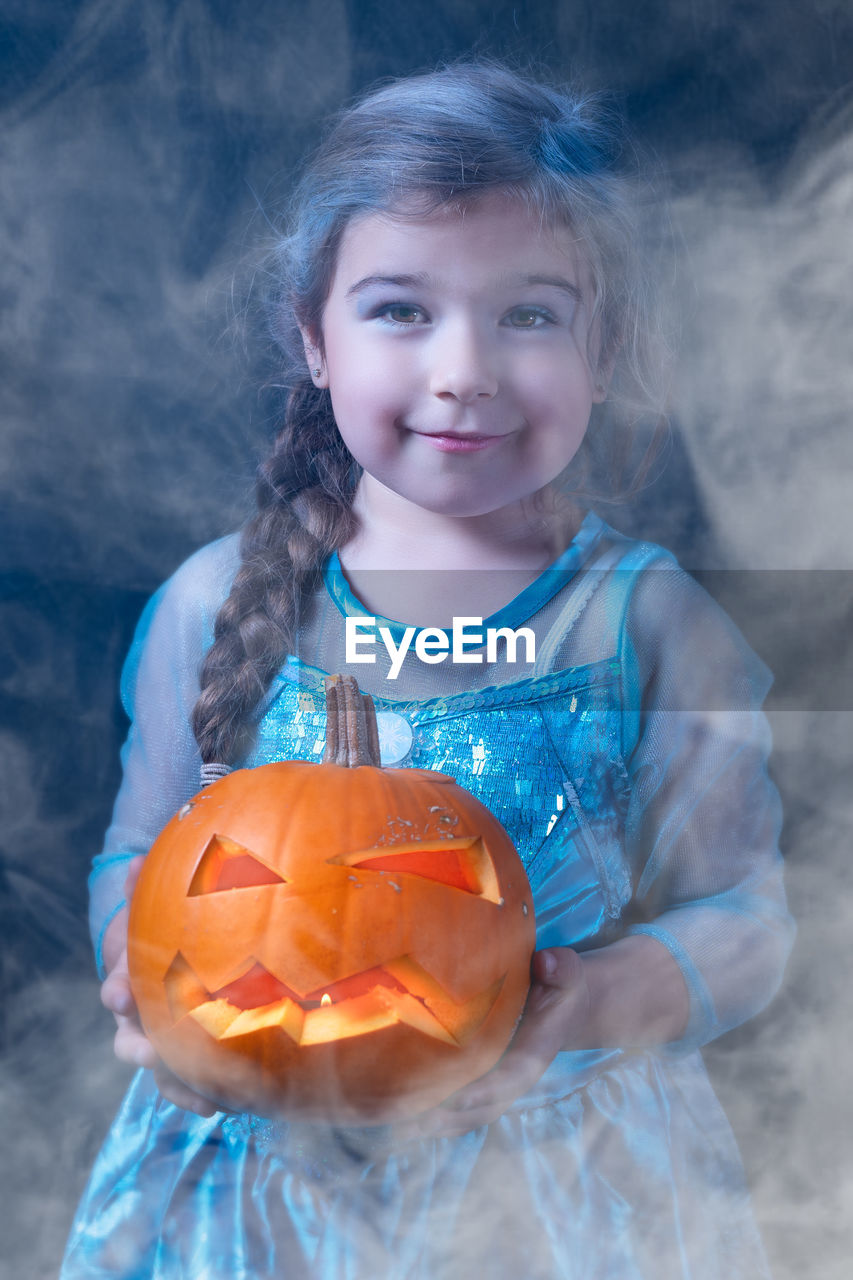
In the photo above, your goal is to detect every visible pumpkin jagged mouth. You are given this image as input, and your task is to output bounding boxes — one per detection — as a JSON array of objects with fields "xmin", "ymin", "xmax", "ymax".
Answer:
[{"xmin": 165, "ymin": 952, "xmax": 504, "ymax": 1048}]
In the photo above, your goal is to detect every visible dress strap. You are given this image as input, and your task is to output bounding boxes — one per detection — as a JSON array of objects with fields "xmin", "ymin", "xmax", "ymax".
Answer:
[
  {"xmin": 532, "ymin": 545, "xmax": 624, "ymax": 675},
  {"xmin": 532, "ymin": 540, "xmax": 671, "ymax": 676}
]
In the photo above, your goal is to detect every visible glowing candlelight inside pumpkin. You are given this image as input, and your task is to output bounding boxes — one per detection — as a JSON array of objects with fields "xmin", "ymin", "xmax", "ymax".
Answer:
[{"xmin": 321, "ymin": 993, "xmax": 332, "ymax": 1007}]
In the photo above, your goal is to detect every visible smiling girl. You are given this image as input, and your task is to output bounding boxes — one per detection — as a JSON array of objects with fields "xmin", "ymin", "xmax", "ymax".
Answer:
[
  {"xmin": 313, "ymin": 198, "xmax": 602, "ymax": 530},
  {"xmin": 62, "ymin": 63, "xmax": 794, "ymax": 1278}
]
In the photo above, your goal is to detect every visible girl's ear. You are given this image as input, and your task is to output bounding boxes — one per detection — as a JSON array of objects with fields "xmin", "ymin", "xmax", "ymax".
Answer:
[
  {"xmin": 591, "ymin": 366, "xmax": 612, "ymax": 404},
  {"xmin": 591, "ymin": 338, "xmax": 619, "ymax": 403},
  {"xmin": 299, "ymin": 325, "xmax": 328, "ymax": 388}
]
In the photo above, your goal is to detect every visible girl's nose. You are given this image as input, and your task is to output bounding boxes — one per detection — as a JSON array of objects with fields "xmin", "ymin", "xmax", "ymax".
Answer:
[{"xmin": 428, "ymin": 324, "xmax": 499, "ymax": 403}]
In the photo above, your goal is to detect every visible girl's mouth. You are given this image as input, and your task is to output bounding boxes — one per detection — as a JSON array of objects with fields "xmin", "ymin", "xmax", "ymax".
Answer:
[{"xmin": 413, "ymin": 431, "xmax": 505, "ymax": 453}]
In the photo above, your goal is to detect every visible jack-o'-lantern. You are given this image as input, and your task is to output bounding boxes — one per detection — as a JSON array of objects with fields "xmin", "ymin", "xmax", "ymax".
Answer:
[{"xmin": 128, "ymin": 675, "xmax": 535, "ymax": 1124}]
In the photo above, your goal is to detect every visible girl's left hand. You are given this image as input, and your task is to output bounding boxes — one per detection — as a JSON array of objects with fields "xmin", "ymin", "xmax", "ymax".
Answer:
[
  {"xmin": 101, "ymin": 857, "xmax": 219, "ymax": 1116},
  {"xmin": 397, "ymin": 947, "xmax": 591, "ymax": 1140}
]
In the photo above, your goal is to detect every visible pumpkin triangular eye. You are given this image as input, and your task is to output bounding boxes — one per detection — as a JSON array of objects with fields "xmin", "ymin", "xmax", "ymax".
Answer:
[
  {"xmin": 189, "ymin": 834, "xmax": 288, "ymax": 895},
  {"xmin": 336, "ymin": 837, "xmax": 502, "ymax": 903}
]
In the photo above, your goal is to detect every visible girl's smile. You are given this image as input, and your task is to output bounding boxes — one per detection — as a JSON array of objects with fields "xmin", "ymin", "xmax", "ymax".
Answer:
[
  {"xmin": 305, "ymin": 194, "xmax": 606, "ymax": 544},
  {"xmin": 411, "ymin": 430, "xmax": 507, "ymax": 453}
]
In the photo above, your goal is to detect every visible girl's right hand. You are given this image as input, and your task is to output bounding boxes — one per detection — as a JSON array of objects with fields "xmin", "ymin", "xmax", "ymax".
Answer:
[{"xmin": 100, "ymin": 857, "xmax": 218, "ymax": 1117}]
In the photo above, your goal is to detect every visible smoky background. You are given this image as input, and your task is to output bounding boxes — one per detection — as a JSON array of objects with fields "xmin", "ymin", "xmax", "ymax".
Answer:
[{"xmin": 1, "ymin": 0, "xmax": 851, "ymax": 1275}]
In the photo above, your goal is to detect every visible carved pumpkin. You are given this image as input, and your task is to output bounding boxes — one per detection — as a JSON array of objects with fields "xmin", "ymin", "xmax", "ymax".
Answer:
[{"xmin": 128, "ymin": 675, "xmax": 535, "ymax": 1124}]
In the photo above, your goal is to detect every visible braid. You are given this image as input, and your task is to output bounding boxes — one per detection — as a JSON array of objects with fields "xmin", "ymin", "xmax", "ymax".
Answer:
[{"xmin": 192, "ymin": 383, "xmax": 357, "ymax": 765}]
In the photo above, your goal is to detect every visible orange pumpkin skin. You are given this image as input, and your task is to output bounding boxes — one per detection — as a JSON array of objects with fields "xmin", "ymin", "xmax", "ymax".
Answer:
[{"xmin": 128, "ymin": 762, "xmax": 535, "ymax": 1124}]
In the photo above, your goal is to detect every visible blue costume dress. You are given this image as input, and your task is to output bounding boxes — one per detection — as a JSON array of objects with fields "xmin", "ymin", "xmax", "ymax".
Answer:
[{"xmin": 62, "ymin": 513, "xmax": 794, "ymax": 1279}]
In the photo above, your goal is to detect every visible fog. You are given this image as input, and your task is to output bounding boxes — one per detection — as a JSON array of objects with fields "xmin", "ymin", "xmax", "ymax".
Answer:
[{"xmin": 1, "ymin": 1, "xmax": 851, "ymax": 1275}]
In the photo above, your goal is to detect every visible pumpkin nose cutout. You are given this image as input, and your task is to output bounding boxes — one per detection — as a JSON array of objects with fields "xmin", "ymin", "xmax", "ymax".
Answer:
[{"xmin": 189, "ymin": 834, "xmax": 289, "ymax": 895}]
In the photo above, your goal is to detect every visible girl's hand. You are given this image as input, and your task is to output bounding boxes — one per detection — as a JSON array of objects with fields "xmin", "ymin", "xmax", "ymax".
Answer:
[
  {"xmin": 396, "ymin": 934, "xmax": 690, "ymax": 1140},
  {"xmin": 397, "ymin": 947, "xmax": 591, "ymax": 1140},
  {"xmin": 100, "ymin": 857, "xmax": 218, "ymax": 1117}
]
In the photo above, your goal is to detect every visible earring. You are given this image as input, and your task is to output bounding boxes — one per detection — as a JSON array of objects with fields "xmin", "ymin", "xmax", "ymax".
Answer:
[{"xmin": 312, "ymin": 367, "xmax": 322, "ymax": 379}]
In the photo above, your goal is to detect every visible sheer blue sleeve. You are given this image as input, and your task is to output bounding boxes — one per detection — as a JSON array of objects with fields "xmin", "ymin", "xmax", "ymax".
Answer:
[
  {"xmin": 88, "ymin": 537, "xmax": 239, "ymax": 977},
  {"xmin": 619, "ymin": 559, "xmax": 795, "ymax": 1050}
]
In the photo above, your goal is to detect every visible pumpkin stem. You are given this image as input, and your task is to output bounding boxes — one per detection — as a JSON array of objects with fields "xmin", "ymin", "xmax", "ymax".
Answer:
[{"xmin": 323, "ymin": 675, "xmax": 382, "ymax": 767}]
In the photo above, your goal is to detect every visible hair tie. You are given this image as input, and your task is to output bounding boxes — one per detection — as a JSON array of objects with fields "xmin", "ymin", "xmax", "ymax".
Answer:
[{"xmin": 200, "ymin": 762, "xmax": 233, "ymax": 788}]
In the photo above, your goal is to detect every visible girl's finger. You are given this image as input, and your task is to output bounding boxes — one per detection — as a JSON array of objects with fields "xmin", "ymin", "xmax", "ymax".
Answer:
[
  {"xmin": 403, "ymin": 1093, "xmax": 510, "ymax": 1140},
  {"xmin": 101, "ymin": 969, "xmax": 135, "ymax": 1018},
  {"xmin": 531, "ymin": 945, "xmax": 585, "ymax": 991},
  {"xmin": 112, "ymin": 1008, "xmax": 218, "ymax": 1116},
  {"xmin": 152, "ymin": 1063, "xmax": 219, "ymax": 1117},
  {"xmin": 113, "ymin": 1016, "xmax": 158, "ymax": 1069},
  {"xmin": 436, "ymin": 1058, "xmax": 531, "ymax": 1114},
  {"xmin": 401, "ymin": 1057, "xmax": 540, "ymax": 1140}
]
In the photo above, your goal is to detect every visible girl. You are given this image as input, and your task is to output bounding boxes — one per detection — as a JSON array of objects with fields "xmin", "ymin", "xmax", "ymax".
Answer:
[{"xmin": 63, "ymin": 63, "xmax": 794, "ymax": 1278}]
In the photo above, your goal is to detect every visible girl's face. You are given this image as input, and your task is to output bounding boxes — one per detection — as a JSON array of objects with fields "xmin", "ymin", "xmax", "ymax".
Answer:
[{"xmin": 306, "ymin": 193, "xmax": 607, "ymax": 526}]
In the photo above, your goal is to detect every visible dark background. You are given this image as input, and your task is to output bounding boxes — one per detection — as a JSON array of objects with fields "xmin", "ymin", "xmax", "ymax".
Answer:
[{"xmin": 2, "ymin": 2, "xmax": 852, "ymax": 1275}]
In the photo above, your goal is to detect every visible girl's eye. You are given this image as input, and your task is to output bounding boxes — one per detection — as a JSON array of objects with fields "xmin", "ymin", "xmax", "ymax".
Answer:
[
  {"xmin": 377, "ymin": 304, "xmax": 427, "ymax": 326},
  {"xmin": 504, "ymin": 306, "xmax": 554, "ymax": 329}
]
